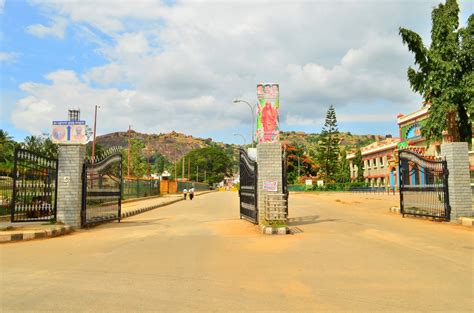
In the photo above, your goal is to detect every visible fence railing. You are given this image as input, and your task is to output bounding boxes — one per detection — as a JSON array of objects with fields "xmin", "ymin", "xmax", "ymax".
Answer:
[
  {"xmin": 177, "ymin": 181, "xmax": 210, "ymax": 192},
  {"xmin": 122, "ymin": 179, "xmax": 160, "ymax": 200},
  {"xmin": 288, "ymin": 184, "xmax": 397, "ymax": 194}
]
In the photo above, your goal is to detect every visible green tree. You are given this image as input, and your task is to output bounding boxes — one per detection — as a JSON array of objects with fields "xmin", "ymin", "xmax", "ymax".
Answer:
[
  {"xmin": 285, "ymin": 143, "xmax": 318, "ymax": 184},
  {"xmin": 86, "ymin": 142, "xmax": 105, "ymax": 159},
  {"xmin": 122, "ymin": 139, "xmax": 147, "ymax": 178},
  {"xmin": 22, "ymin": 134, "xmax": 58, "ymax": 158},
  {"xmin": 0, "ymin": 130, "xmax": 18, "ymax": 170},
  {"xmin": 316, "ymin": 105, "xmax": 340, "ymax": 182},
  {"xmin": 179, "ymin": 146, "xmax": 233, "ymax": 184},
  {"xmin": 336, "ymin": 149, "xmax": 350, "ymax": 183},
  {"xmin": 353, "ymin": 148, "xmax": 364, "ymax": 183},
  {"xmin": 399, "ymin": 0, "xmax": 473, "ymax": 143}
]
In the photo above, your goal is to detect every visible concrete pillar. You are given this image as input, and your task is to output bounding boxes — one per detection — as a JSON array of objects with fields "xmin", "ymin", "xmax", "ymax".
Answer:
[
  {"xmin": 441, "ymin": 142, "xmax": 472, "ymax": 221},
  {"xmin": 56, "ymin": 145, "xmax": 86, "ymax": 228},
  {"xmin": 256, "ymin": 142, "xmax": 284, "ymax": 224}
]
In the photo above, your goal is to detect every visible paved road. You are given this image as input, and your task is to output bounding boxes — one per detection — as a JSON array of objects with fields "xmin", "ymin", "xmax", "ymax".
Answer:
[{"xmin": 1, "ymin": 192, "xmax": 472, "ymax": 312}]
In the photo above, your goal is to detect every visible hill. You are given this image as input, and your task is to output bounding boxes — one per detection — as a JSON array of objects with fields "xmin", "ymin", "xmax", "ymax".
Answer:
[
  {"xmin": 95, "ymin": 130, "xmax": 386, "ymax": 162},
  {"xmin": 95, "ymin": 130, "xmax": 237, "ymax": 162}
]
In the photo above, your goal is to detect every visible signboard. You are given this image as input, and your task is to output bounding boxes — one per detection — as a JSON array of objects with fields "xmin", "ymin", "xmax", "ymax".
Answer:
[
  {"xmin": 305, "ymin": 179, "xmax": 313, "ymax": 186},
  {"xmin": 52, "ymin": 121, "xmax": 87, "ymax": 144},
  {"xmin": 263, "ymin": 180, "xmax": 278, "ymax": 192},
  {"xmin": 256, "ymin": 83, "xmax": 279, "ymax": 143},
  {"xmin": 317, "ymin": 180, "xmax": 324, "ymax": 187}
]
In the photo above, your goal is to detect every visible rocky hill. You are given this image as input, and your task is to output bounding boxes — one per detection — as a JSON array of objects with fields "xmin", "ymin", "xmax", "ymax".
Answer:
[
  {"xmin": 280, "ymin": 131, "xmax": 387, "ymax": 154},
  {"xmin": 95, "ymin": 130, "xmax": 237, "ymax": 161},
  {"xmin": 95, "ymin": 130, "xmax": 387, "ymax": 161}
]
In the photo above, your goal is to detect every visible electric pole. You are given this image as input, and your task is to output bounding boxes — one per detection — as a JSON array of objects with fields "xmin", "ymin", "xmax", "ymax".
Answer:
[
  {"xmin": 182, "ymin": 157, "xmax": 185, "ymax": 182},
  {"xmin": 92, "ymin": 105, "xmax": 99, "ymax": 163}
]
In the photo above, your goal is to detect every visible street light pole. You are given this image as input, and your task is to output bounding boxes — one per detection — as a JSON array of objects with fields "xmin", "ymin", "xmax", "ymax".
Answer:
[
  {"xmin": 233, "ymin": 99, "xmax": 256, "ymax": 148},
  {"xmin": 233, "ymin": 133, "xmax": 246, "ymax": 146}
]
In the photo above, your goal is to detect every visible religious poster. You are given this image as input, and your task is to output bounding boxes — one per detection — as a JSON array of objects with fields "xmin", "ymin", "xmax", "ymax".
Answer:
[
  {"xmin": 256, "ymin": 83, "xmax": 279, "ymax": 143},
  {"xmin": 52, "ymin": 121, "xmax": 87, "ymax": 144}
]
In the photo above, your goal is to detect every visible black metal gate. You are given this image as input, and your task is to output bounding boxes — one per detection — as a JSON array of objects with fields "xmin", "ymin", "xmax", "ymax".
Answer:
[
  {"xmin": 82, "ymin": 149, "xmax": 122, "ymax": 226},
  {"xmin": 399, "ymin": 150, "xmax": 450, "ymax": 221},
  {"xmin": 282, "ymin": 149, "xmax": 288, "ymax": 215},
  {"xmin": 239, "ymin": 148, "xmax": 258, "ymax": 223},
  {"xmin": 11, "ymin": 148, "xmax": 58, "ymax": 222}
]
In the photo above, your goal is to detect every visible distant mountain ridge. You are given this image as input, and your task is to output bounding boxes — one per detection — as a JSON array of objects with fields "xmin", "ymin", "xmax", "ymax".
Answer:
[
  {"xmin": 95, "ymin": 130, "xmax": 235, "ymax": 161},
  {"xmin": 95, "ymin": 130, "xmax": 387, "ymax": 161}
]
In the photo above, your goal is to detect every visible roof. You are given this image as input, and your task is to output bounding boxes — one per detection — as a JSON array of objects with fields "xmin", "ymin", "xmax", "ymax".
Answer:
[{"xmin": 397, "ymin": 105, "xmax": 430, "ymax": 125}]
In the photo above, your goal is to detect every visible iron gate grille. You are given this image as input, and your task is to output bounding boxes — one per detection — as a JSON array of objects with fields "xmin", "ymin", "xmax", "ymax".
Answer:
[
  {"xmin": 399, "ymin": 150, "xmax": 450, "ymax": 221},
  {"xmin": 239, "ymin": 148, "xmax": 258, "ymax": 223},
  {"xmin": 11, "ymin": 148, "xmax": 58, "ymax": 222},
  {"xmin": 282, "ymin": 149, "xmax": 288, "ymax": 215},
  {"xmin": 82, "ymin": 150, "xmax": 122, "ymax": 226}
]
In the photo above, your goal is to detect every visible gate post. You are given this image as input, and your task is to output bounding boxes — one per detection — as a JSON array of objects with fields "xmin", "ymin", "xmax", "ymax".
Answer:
[
  {"xmin": 256, "ymin": 142, "xmax": 285, "ymax": 224},
  {"xmin": 441, "ymin": 142, "xmax": 472, "ymax": 221},
  {"xmin": 56, "ymin": 144, "xmax": 86, "ymax": 228}
]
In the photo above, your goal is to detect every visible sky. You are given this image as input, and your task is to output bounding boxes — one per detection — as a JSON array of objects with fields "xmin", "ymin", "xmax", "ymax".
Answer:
[{"xmin": 0, "ymin": 0, "xmax": 472, "ymax": 144}]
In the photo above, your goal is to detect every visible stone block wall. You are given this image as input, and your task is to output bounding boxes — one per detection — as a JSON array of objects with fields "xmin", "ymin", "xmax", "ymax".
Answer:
[
  {"xmin": 256, "ymin": 143, "xmax": 283, "ymax": 224},
  {"xmin": 56, "ymin": 145, "xmax": 86, "ymax": 228},
  {"xmin": 441, "ymin": 142, "xmax": 473, "ymax": 220}
]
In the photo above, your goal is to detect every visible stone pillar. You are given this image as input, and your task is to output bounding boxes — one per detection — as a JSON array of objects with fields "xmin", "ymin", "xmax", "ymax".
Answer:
[
  {"xmin": 56, "ymin": 145, "xmax": 86, "ymax": 228},
  {"xmin": 441, "ymin": 142, "xmax": 472, "ymax": 221},
  {"xmin": 256, "ymin": 142, "xmax": 283, "ymax": 224}
]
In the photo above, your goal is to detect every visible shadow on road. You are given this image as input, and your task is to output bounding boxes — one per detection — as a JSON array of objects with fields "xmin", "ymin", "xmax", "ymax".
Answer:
[{"xmin": 287, "ymin": 215, "xmax": 340, "ymax": 226}]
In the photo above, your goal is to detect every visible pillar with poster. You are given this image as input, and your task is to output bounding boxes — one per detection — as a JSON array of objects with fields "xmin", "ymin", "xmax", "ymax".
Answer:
[{"xmin": 256, "ymin": 83, "xmax": 279, "ymax": 143}]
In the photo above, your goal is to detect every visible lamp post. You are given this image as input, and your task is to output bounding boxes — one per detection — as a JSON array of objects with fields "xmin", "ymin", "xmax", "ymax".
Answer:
[
  {"xmin": 233, "ymin": 99, "xmax": 256, "ymax": 148},
  {"xmin": 233, "ymin": 133, "xmax": 247, "ymax": 146}
]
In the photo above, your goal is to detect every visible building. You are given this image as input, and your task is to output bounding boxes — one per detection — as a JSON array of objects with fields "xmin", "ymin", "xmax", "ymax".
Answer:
[
  {"xmin": 347, "ymin": 137, "xmax": 400, "ymax": 188},
  {"xmin": 396, "ymin": 104, "xmax": 441, "ymax": 156}
]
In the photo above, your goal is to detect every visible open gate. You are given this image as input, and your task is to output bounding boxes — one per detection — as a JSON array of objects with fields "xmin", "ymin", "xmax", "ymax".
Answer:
[
  {"xmin": 399, "ymin": 150, "xmax": 450, "ymax": 221},
  {"xmin": 82, "ymin": 149, "xmax": 122, "ymax": 226},
  {"xmin": 239, "ymin": 148, "xmax": 258, "ymax": 223},
  {"xmin": 11, "ymin": 148, "xmax": 58, "ymax": 222}
]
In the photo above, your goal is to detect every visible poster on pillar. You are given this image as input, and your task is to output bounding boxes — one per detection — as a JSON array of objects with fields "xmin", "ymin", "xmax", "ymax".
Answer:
[
  {"xmin": 52, "ymin": 121, "xmax": 87, "ymax": 144},
  {"xmin": 256, "ymin": 83, "xmax": 279, "ymax": 143}
]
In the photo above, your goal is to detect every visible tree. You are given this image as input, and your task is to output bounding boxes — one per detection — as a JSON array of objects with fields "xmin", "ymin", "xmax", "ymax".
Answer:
[
  {"xmin": 399, "ymin": 0, "xmax": 473, "ymax": 143},
  {"xmin": 336, "ymin": 149, "xmax": 350, "ymax": 183},
  {"xmin": 22, "ymin": 134, "xmax": 58, "ymax": 158},
  {"xmin": 285, "ymin": 143, "xmax": 318, "ymax": 184},
  {"xmin": 316, "ymin": 105, "xmax": 340, "ymax": 182},
  {"xmin": 0, "ymin": 130, "xmax": 17, "ymax": 170},
  {"xmin": 122, "ymin": 139, "xmax": 148, "ymax": 178},
  {"xmin": 179, "ymin": 147, "xmax": 233, "ymax": 184},
  {"xmin": 353, "ymin": 148, "xmax": 364, "ymax": 183}
]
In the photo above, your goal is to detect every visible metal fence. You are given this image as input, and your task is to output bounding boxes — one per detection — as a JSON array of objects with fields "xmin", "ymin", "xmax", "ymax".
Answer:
[
  {"xmin": 122, "ymin": 179, "xmax": 160, "ymax": 200},
  {"xmin": 177, "ymin": 181, "xmax": 209, "ymax": 192}
]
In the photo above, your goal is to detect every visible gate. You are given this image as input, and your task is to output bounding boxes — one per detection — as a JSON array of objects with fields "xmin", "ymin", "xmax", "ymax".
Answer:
[
  {"xmin": 399, "ymin": 150, "xmax": 450, "ymax": 221},
  {"xmin": 282, "ymin": 149, "xmax": 288, "ymax": 215},
  {"xmin": 11, "ymin": 148, "xmax": 58, "ymax": 222},
  {"xmin": 82, "ymin": 149, "xmax": 122, "ymax": 226},
  {"xmin": 239, "ymin": 148, "xmax": 258, "ymax": 223}
]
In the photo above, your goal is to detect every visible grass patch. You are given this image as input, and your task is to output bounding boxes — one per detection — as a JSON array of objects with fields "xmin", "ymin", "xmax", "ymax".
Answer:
[{"xmin": 262, "ymin": 219, "xmax": 287, "ymax": 228}]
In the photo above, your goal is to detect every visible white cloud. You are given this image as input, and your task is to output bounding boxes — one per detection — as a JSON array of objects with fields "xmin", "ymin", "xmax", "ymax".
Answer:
[
  {"xmin": 12, "ymin": 0, "xmax": 451, "ymax": 136},
  {"xmin": 27, "ymin": 17, "xmax": 67, "ymax": 39},
  {"xmin": 0, "ymin": 52, "xmax": 17, "ymax": 62},
  {"xmin": 0, "ymin": 0, "xmax": 5, "ymax": 14}
]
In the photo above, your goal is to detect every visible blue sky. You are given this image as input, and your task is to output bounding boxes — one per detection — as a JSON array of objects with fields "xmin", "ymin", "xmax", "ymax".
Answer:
[{"xmin": 1, "ymin": 0, "xmax": 472, "ymax": 144}]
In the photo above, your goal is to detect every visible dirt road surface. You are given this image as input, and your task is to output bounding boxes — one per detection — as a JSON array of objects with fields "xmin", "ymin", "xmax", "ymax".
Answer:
[{"xmin": 1, "ymin": 192, "xmax": 472, "ymax": 312}]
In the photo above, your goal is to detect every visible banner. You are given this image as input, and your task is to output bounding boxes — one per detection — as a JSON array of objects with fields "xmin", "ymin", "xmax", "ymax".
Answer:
[
  {"xmin": 52, "ymin": 121, "xmax": 87, "ymax": 144},
  {"xmin": 256, "ymin": 83, "xmax": 279, "ymax": 143}
]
